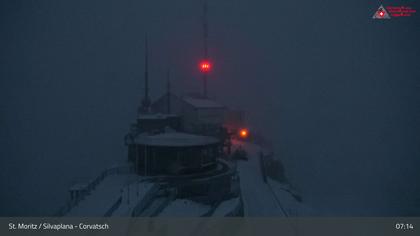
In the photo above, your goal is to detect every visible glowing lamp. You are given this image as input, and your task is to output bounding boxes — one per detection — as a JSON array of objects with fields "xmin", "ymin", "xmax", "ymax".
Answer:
[
  {"xmin": 239, "ymin": 128, "xmax": 249, "ymax": 138},
  {"xmin": 199, "ymin": 61, "xmax": 211, "ymax": 73}
]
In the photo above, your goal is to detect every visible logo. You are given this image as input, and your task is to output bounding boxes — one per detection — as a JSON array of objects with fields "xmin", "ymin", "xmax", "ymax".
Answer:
[
  {"xmin": 372, "ymin": 4, "xmax": 416, "ymax": 19},
  {"xmin": 372, "ymin": 5, "xmax": 391, "ymax": 19}
]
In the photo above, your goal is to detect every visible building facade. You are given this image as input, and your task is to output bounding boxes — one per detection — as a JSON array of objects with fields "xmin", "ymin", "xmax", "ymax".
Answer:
[{"xmin": 128, "ymin": 132, "xmax": 221, "ymax": 176}]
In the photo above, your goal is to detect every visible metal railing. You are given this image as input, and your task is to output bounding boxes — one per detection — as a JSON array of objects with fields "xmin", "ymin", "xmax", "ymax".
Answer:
[{"xmin": 54, "ymin": 164, "xmax": 134, "ymax": 216}]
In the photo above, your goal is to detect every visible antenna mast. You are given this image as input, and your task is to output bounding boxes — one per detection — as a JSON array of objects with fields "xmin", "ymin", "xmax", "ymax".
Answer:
[
  {"xmin": 140, "ymin": 34, "xmax": 151, "ymax": 113},
  {"xmin": 166, "ymin": 69, "xmax": 171, "ymax": 114},
  {"xmin": 202, "ymin": 1, "xmax": 208, "ymax": 98}
]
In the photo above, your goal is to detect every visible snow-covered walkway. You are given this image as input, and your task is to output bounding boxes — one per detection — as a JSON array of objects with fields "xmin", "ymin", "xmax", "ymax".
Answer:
[{"xmin": 235, "ymin": 141, "xmax": 288, "ymax": 216}]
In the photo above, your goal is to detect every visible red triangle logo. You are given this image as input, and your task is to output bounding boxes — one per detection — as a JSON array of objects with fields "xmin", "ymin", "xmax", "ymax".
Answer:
[{"xmin": 372, "ymin": 5, "xmax": 391, "ymax": 19}]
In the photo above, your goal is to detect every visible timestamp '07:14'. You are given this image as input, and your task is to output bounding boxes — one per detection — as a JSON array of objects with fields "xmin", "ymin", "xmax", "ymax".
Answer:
[{"xmin": 395, "ymin": 223, "xmax": 414, "ymax": 230}]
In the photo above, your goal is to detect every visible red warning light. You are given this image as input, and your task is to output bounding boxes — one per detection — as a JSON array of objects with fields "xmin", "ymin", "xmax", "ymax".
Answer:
[
  {"xmin": 199, "ymin": 61, "xmax": 211, "ymax": 73},
  {"xmin": 239, "ymin": 128, "xmax": 249, "ymax": 139},
  {"xmin": 379, "ymin": 10, "xmax": 384, "ymax": 17}
]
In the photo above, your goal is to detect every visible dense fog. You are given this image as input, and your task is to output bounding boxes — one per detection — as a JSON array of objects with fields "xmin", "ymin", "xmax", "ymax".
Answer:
[{"xmin": 1, "ymin": 0, "xmax": 419, "ymax": 216}]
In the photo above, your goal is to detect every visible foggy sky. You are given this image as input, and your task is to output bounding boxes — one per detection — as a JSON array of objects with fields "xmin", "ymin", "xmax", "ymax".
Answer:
[{"xmin": 1, "ymin": 0, "xmax": 419, "ymax": 216}]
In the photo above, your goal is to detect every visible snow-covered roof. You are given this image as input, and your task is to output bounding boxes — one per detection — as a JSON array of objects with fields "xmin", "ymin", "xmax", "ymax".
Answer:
[
  {"xmin": 135, "ymin": 132, "xmax": 219, "ymax": 147},
  {"xmin": 138, "ymin": 113, "xmax": 178, "ymax": 120},
  {"xmin": 182, "ymin": 97, "xmax": 225, "ymax": 109}
]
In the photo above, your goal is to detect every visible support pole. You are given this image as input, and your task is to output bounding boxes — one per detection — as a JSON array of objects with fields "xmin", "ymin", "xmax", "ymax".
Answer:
[{"xmin": 202, "ymin": 2, "xmax": 208, "ymax": 98}]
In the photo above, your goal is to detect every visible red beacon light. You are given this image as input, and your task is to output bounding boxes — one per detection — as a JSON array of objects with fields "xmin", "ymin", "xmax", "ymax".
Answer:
[{"xmin": 199, "ymin": 61, "xmax": 212, "ymax": 73}]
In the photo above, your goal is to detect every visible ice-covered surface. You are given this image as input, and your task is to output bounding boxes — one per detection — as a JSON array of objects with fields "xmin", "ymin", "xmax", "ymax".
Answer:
[
  {"xmin": 112, "ymin": 181, "xmax": 154, "ymax": 216},
  {"xmin": 66, "ymin": 174, "xmax": 137, "ymax": 216},
  {"xmin": 135, "ymin": 132, "xmax": 219, "ymax": 147},
  {"xmin": 212, "ymin": 197, "xmax": 240, "ymax": 216},
  {"xmin": 182, "ymin": 97, "xmax": 224, "ymax": 109},
  {"xmin": 159, "ymin": 199, "xmax": 211, "ymax": 217}
]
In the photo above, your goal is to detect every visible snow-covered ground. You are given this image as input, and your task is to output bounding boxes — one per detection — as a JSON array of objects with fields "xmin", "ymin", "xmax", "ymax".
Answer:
[
  {"xmin": 212, "ymin": 197, "xmax": 241, "ymax": 216},
  {"xmin": 64, "ymin": 140, "xmax": 306, "ymax": 217},
  {"xmin": 267, "ymin": 178, "xmax": 315, "ymax": 216},
  {"xmin": 159, "ymin": 199, "xmax": 211, "ymax": 217},
  {"xmin": 66, "ymin": 174, "xmax": 137, "ymax": 216},
  {"xmin": 235, "ymin": 141, "xmax": 286, "ymax": 216},
  {"xmin": 234, "ymin": 140, "xmax": 305, "ymax": 216},
  {"xmin": 112, "ymin": 180, "xmax": 154, "ymax": 216}
]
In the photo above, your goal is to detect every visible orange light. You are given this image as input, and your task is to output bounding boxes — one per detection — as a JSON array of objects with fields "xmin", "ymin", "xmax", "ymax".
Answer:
[
  {"xmin": 239, "ymin": 129, "xmax": 248, "ymax": 138},
  {"xmin": 199, "ymin": 61, "xmax": 211, "ymax": 73}
]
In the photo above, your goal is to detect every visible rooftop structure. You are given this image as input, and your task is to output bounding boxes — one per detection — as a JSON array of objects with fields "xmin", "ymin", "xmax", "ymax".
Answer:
[
  {"xmin": 134, "ymin": 132, "xmax": 219, "ymax": 147},
  {"xmin": 128, "ymin": 131, "xmax": 222, "ymax": 176},
  {"xmin": 182, "ymin": 96, "xmax": 224, "ymax": 109},
  {"xmin": 152, "ymin": 94, "xmax": 226, "ymax": 135}
]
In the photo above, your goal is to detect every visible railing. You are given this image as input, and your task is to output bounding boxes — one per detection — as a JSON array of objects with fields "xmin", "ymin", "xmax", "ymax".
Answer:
[
  {"xmin": 54, "ymin": 164, "xmax": 134, "ymax": 216},
  {"xmin": 226, "ymin": 196, "xmax": 244, "ymax": 217},
  {"xmin": 131, "ymin": 184, "xmax": 161, "ymax": 216},
  {"xmin": 201, "ymin": 195, "xmax": 243, "ymax": 217},
  {"xmin": 258, "ymin": 152, "xmax": 291, "ymax": 217},
  {"xmin": 150, "ymin": 189, "xmax": 177, "ymax": 217},
  {"xmin": 104, "ymin": 196, "xmax": 122, "ymax": 217},
  {"xmin": 259, "ymin": 152, "xmax": 268, "ymax": 183}
]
